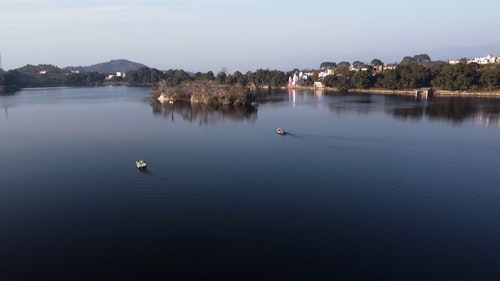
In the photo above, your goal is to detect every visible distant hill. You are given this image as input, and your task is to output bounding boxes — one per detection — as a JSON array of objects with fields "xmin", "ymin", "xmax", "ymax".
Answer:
[{"xmin": 65, "ymin": 59, "xmax": 149, "ymax": 74}]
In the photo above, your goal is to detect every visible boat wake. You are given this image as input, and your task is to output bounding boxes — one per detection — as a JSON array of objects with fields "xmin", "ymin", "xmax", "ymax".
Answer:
[{"xmin": 283, "ymin": 132, "xmax": 304, "ymax": 139}]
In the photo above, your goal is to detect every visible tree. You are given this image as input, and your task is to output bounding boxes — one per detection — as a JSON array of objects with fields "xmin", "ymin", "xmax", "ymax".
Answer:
[
  {"xmin": 323, "ymin": 75, "xmax": 337, "ymax": 88},
  {"xmin": 401, "ymin": 54, "xmax": 431, "ymax": 64},
  {"xmin": 479, "ymin": 65, "xmax": 500, "ymax": 90},
  {"xmin": 334, "ymin": 66, "xmax": 352, "ymax": 91},
  {"xmin": 85, "ymin": 72, "xmax": 106, "ymax": 84},
  {"xmin": 397, "ymin": 62, "xmax": 430, "ymax": 89},
  {"xmin": 216, "ymin": 71, "xmax": 227, "ymax": 84},
  {"xmin": 232, "ymin": 71, "xmax": 247, "ymax": 86},
  {"xmin": 3, "ymin": 70, "xmax": 24, "ymax": 87},
  {"xmin": 431, "ymin": 64, "xmax": 455, "ymax": 90},
  {"xmin": 351, "ymin": 69, "xmax": 374, "ymax": 89},
  {"xmin": 428, "ymin": 62, "xmax": 446, "ymax": 79},
  {"xmin": 377, "ymin": 69, "xmax": 400, "ymax": 90},
  {"xmin": 336, "ymin": 76, "xmax": 351, "ymax": 92},
  {"xmin": 202, "ymin": 71, "xmax": 215, "ymax": 81},
  {"xmin": 371, "ymin": 58, "xmax": 384, "ymax": 66},
  {"xmin": 454, "ymin": 63, "xmax": 478, "ymax": 91},
  {"xmin": 320, "ymin": 62, "xmax": 336, "ymax": 70},
  {"xmin": 124, "ymin": 67, "xmax": 165, "ymax": 84},
  {"xmin": 401, "ymin": 56, "xmax": 416, "ymax": 63},
  {"xmin": 322, "ymin": 66, "xmax": 353, "ymax": 90},
  {"xmin": 160, "ymin": 69, "xmax": 192, "ymax": 86},
  {"xmin": 246, "ymin": 69, "xmax": 287, "ymax": 88},
  {"xmin": 337, "ymin": 61, "xmax": 351, "ymax": 67},
  {"xmin": 413, "ymin": 54, "xmax": 431, "ymax": 63},
  {"xmin": 352, "ymin": 61, "xmax": 366, "ymax": 69},
  {"xmin": 431, "ymin": 62, "xmax": 478, "ymax": 91}
]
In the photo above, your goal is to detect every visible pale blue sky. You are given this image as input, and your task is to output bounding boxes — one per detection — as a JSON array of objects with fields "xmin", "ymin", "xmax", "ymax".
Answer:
[{"xmin": 1, "ymin": 0, "xmax": 499, "ymax": 72}]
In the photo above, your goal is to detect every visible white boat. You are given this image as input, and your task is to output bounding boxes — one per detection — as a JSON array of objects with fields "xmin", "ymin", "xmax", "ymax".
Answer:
[
  {"xmin": 136, "ymin": 160, "xmax": 147, "ymax": 169},
  {"xmin": 276, "ymin": 128, "xmax": 287, "ymax": 135}
]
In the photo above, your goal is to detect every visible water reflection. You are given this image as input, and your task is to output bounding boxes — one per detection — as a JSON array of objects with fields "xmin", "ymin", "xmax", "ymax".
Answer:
[
  {"xmin": 287, "ymin": 89, "xmax": 325, "ymax": 107},
  {"xmin": 0, "ymin": 86, "xmax": 20, "ymax": 96},
  {"xmin": 328, "ymin": 94, "xmax": 379, "ymax": 115},
  {"xmin": 393, "ymin": 97, "xmax": 500, "ymax": 125},
  {"xmin": 321, "ymin": 93, "xmax": 500, "ymax": 127},
  {"xmin": 151, "ymin": 100, "xmax": 258, "ymax": 125}
]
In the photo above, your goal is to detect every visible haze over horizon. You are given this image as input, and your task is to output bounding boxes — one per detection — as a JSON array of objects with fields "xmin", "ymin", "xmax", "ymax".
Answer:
[{"xmin": 1, "ymin": 0, "xmax": 499, "ymax": 72}]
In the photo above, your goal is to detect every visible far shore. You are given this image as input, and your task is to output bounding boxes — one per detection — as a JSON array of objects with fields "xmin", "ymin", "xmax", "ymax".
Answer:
[
  {"xmin": 286, "ymin": 85, "xmax": 500, "ymax": 98},
  {"xmin": 4, "ymin": 83, "xmax": 500, "ymax": 99}
]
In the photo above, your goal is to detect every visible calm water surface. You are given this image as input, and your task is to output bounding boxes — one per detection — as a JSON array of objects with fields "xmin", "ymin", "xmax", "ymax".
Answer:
[{"xmin": 1, "ymin": 86, "xmax": 500, "ymax": 280}]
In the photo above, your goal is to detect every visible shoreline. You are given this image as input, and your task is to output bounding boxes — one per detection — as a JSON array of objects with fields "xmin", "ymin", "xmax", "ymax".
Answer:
[
  {"xmin": 287, "ymin": 86, "xmax": 500, "ymax": 98},
  {"xmin": 4, "ymin": 83, "xmax": 500, "ymax": 98}
]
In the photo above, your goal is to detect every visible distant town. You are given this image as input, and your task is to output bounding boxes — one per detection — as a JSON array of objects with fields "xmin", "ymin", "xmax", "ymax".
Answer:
[
  {"xmin": 1, "ymin": 54, "xmax": 499, "ymax": 96},
  {"xmin": 449, "ymin": 54, "xmax": 499, "ymax": 65}
]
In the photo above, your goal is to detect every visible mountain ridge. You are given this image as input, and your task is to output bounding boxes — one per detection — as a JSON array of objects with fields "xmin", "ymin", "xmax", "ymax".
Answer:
[{"xmin": 64, "ymin": 59, "xmax": 148, "ymax": 74}]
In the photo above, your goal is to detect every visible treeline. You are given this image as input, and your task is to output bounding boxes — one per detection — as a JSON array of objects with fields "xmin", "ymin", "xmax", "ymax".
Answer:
[
  {"xmin": 2, "ymin": 57, "xmax": 499, "ymax": 93},
  {"xmin": 124, "ymin": 62, "xmax": 500, "ymax": 92},
  {"xmin": 121, "ymin": 67, "xmax": 289, "ymax": 89},
  {"xmin": 0, "ymin": 64, "xmax": 291, "ymax": 90},
  {"xmin": 0, "ymin": 64, "xmax": 106, "ymax": 88},
  {"xmin": 321, "ymin": 60, "xmax": 500, "ymax": 92}
]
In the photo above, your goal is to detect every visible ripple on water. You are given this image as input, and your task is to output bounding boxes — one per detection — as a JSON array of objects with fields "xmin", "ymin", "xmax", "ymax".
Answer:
[{"xmin": 130, "ymin": 166, "xmax": 243, "ymax": 210}]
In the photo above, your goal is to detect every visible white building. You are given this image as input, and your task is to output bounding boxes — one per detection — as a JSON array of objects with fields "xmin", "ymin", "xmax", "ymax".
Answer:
[
  {"xmin": 451, "ymin": 55, "xmax": 498, "ymax": 65},
  {"xmin": 470, "ymin": 54, "xmax": 498, "ymax": 64},
  {"xmin": 318, "ymin": 69, "xmax": 335, "ymax": 78},
  {"xmin": 314, "ymin": 81, "xmax": 324, "ymax": 88}
]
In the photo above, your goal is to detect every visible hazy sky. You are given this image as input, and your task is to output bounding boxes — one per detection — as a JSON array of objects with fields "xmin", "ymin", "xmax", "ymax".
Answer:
[{"xmin": 1, "ymin": 0, "xmax": 499, "ymax": 72}]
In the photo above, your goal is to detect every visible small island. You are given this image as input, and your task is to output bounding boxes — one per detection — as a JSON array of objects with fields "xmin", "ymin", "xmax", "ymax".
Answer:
[{"xmin": 151, "ymin": 80, "xmax": 256, "ymax": 106}]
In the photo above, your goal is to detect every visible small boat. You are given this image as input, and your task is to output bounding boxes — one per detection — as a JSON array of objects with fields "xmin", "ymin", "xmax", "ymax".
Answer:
[
  {"xmin": 276, "ymin": 128, "xmax": 287, "ymax": 135},
  {"xmin": 136, "ymin": 160, "xmax": 147, "ymax": 169}
]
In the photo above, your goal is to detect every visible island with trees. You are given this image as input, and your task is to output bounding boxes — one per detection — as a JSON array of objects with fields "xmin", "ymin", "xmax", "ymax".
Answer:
[{"xmin": 151, "ymin": 80, "xmax": 255, "ymax": 106}]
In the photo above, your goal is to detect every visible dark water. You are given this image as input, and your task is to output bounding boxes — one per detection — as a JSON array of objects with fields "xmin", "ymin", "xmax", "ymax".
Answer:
[{"xmin": 1, "ymin": 86, "xmax": 500, "ymax": 280}]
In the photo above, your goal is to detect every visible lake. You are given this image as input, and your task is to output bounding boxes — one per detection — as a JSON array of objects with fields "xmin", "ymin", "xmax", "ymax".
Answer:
[{"xmin": 1, "ymin": 86, "xmax": 500, "ymax": 280}]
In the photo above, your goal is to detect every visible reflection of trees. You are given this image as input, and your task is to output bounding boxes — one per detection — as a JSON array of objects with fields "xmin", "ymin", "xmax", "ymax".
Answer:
[
  {"xmin": 389, "ymin": 95, "xmax": 428, "ymax": 121},
  {"xmin": 424, "ymin": 98, "xmax": 472, "ymax": 123},
  {"xmin": 323, "ymin": 93, "xmax": 500, "ymax": 125},
  {"xmin": 151, "ymin": 100, "xmax": 257, "ymax": 125},
  {"xmin": 252, "ymin": 88, "xmax": 288, "ymax": 104},
  {"xmin": 392, "ymin": 106, "xmax": 425, "ymax": 120},
  {"xmin": 471, "ymin": 100, "xmax": 500, "ymax": 127},
  {"xmin": 328, "ymin": 94, "xmax": 379, "ymax": 115},
  {"xmin": 392, "ymin": 97, "xmax": 500, "ymax": 124},
  {"xmin": 473, "ymin": 112, "xmax": 500, "ymax": 127},
  {"xmin": 391, "ymin": 98, "xmax": 477, "ymax": 123},
  {"xmin": 0, "ymin": 86, "xmax": 20, "ymax": 95}
]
